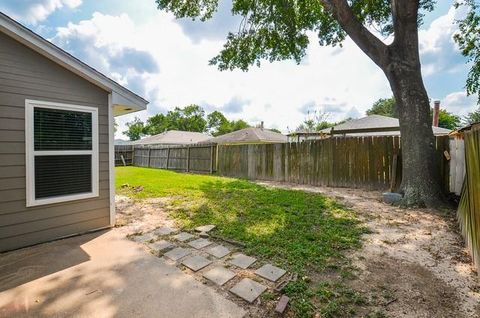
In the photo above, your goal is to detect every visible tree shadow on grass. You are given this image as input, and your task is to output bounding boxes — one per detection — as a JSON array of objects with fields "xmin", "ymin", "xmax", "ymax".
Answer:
[{"xmin": 172, "ymin": 179, "xmax": 367, "ymax": 274}]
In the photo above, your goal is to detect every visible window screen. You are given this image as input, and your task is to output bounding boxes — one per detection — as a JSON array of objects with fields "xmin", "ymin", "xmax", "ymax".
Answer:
[{"xmin": 35, "ymin": 155, "xmax": 92, "ymax": 199}]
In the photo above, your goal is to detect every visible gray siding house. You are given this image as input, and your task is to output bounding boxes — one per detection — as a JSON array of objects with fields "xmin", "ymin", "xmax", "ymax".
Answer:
[{"xmin": 0, "ymin": 13, "xmax": 148, "ymax": 252}]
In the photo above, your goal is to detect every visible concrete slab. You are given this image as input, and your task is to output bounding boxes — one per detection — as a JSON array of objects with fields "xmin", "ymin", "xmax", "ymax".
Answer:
[
  {"xmin": 188, "ymin": 238, "xmax": 213, "ymax": 250},
  {"xmin": 195, "ymin": 225, "xmax": 216, "ymax": 233},
  {"xmin": 182, "ymin": 255, "xmax": 212, "ymax": 272},
  {"xmin": 148, "ymin": 240, "xmax": 175, "ymax": 253},
  {"xmin": 164, "ymin": 247, "xmax": 192, "ymax": 261},
  {"xmin": 206, "ymin": 245, "xmax": 230, "ymax": 258},
  {"xmin": 203, "ymin": 267, "xmax": 236, "ymax": 286},
  {"xmin": 0, "ymin": 230, "xmax": 245, "ymax": 318},
  {"xmin": 229, "ymin": 254, "xmax": 256, "ymax": 269},
  {"xmin": 255, "ymin": 264, "xmax": 286, "ymax": 282},
  {"xmin": 173, "ymin": 232, "xmax": 195, "ymax": 242},
  {"xmin": 230, "ymin": 278, "xmax": 267, "ymax": 303},
  {"xmin": 154, "ymin": 226, "xmax": 176, "ymax": 236}
]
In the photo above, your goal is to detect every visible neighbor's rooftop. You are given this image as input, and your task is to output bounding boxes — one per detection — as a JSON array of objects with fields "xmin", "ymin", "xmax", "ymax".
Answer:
[
  {"xmin": 134, "ymin": 130, "xmax": 211, "ymax": 145},
  {"xmin": 205, "ymin": 127, "xmax": 287, "ymax": 144}
]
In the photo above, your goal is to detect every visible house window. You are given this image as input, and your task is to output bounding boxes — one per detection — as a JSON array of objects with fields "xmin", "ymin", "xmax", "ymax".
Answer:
[{"xmin": 25, "ymin": 100, "xmax": 99, "ymax": 207}]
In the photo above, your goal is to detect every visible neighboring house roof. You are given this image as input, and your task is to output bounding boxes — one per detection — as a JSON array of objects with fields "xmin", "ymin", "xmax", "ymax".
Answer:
[
  {"xmin": 0, "ymin": 12, "xmax": 148, "ymax": 116},
  {"xmin": 290, "ymin": 115, "xmax": 451, "ymax": 137},
  {"xmin": 114, "ymin": 139, "xmax": 133, "ymax": 145},
  {"xmin": 205, "ymin": 128, "xmax": 287, "ymax": 144},
  {"xmin": 133, "ymin": 130, "xmax": 211, "ymax": 145}
]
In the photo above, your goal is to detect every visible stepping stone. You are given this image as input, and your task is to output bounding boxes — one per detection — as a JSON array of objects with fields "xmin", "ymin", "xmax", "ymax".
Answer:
[
  {"xmin": 255, "ymin": 264, "xmax": 286, "ymax": 282},
  {"xmin": 188, "ymin": 238, "xmax": 213, "ymax": 249},
  {"xmin": 182, "ymin": 255, "xmax": 212, "ymax": 272},
  {"xmin": 132, "ymin": 232, "xmax": 157, "ymax": 243},
  {"xmin": 173, "ymin": 232, "xmax": 195, "ymax": 242},
  {"xmin": 148, "ymin": 240, "xmax": 174, "ymax": 252},
  {"xmin": 230, "ymin": 278, "xmax": 267, "ymax": 303},
  {"xmin": 206, "ymin": 245, "xmax": 230, "ymax": 258},
  {"xmin": 154, "ymin": 226, "xmax": 176, "ymax": 236},
  {"xmin": 195, "ymin": 224, "xmax": 216, "ymax": 233},
  {"xmin": 164, "ymin": 247, "xmax": 192, "ymax": 261},
  {"xmin": 229, "ymin": 253, "xmax": 256, "ymax": 269},
  {"xmin": 203, "ymin": 266, "xmax": 236, "ymax": 286}
]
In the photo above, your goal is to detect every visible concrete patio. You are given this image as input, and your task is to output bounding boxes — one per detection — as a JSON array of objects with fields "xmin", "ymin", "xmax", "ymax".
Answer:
[{"xmin": 0, "ymin": 229, "xmax": 245, "ymax": 318}]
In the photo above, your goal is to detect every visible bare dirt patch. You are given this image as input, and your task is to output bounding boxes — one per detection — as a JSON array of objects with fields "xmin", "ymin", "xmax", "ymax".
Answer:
[{"xmin": 258, "ymin": 181, "xmax": 480, "ymax": 318}]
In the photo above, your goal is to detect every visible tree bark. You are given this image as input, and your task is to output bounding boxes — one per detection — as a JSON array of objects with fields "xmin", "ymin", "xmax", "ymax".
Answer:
[
  {"xmin": 384, "ymin": 60, "xmax": 444, "ymax": 207},
  {"xmin": 382, "ymin": 15, "xmax": 444, "ymax": 207}
]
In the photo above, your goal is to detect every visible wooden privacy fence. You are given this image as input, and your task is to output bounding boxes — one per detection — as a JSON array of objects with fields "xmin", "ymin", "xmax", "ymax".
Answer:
[
  {"xmin": 133, "ymin": 144, "xmax": 217, "ymax": 173},
  {"xmin": 115, "ymin": 145, "xmax": 134, "ymax": 166},
  {"xmin": 217, "ymin": 136, "xmax": 450, "ymax": 191},
  {"xmin": 457, "ymin": 123, "xmax": 480, "ymax": 270}
]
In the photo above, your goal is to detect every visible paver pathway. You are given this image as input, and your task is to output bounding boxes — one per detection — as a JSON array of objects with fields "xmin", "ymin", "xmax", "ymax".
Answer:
[{"xmin": 129, "ymin": 225, "xmax": 288, "ymax": 308}]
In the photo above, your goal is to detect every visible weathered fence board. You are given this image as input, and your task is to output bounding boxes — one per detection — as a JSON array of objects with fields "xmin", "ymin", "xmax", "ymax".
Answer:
[
  {"xmin": 124, "ymin": 144, "xmax": 216, "ymax": 173},
  {"xmin": 217, "ymin": 136, "xmax": 450, "ymax": 191},
  {"xmin": 115, "ymin": 145, "xmax": 134, "ymax": 166}
]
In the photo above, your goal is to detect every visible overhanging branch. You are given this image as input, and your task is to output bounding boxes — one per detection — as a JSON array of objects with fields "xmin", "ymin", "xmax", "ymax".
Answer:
[{"xmin": 320, "ymin": 0, "xmax": 389, "ymax": 68}]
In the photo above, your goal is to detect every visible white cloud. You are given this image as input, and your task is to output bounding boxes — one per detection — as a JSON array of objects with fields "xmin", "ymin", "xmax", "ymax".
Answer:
[
  {"xmin": 419, "ymin": 6, "xmax": 465, "ymax": 76},
  {"xmin": 441, "ymin": 91, "xmax": 478, "ymax": 116},
  {"xmin": 51, "ymin": 12, "xmax": 392, "ymax": 138},
  {"xmin": 1, "ymin": 0, "xmax": 82, "ymax": 24}
]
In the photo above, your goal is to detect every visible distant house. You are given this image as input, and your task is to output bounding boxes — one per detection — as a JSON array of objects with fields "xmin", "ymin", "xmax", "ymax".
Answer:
[
  {"xmin": 0, "ymin": 13, "xmax": 148, "ymax": 252},
  {"xmin": 114, "ymin": 139, "xmax": 133, "ymax": 145},
  {"xmin": 134, "ymin": 130, "xmax": 211, "ymax": 146},
  {"xmin": 287, "ymin": 115, "xmax": 452, "ymax": 142},
  {"xmin": 205, "ymin": 127, "xmax": 287, "ymax": 145}
]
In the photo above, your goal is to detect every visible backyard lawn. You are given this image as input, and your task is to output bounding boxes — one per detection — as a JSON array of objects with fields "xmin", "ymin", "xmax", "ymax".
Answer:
[{"xmin": 116, "ymin": 167, "xmax": 369, "ymax": 317}]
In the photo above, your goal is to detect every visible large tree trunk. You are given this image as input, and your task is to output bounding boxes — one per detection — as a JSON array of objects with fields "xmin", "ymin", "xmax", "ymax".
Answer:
[
  {"xmin": 326, "ymin": 0, "xmax": 445, "ymax": 207},
  {"xmin": 383, "ymin": 31, "xmax": 444, "ymax": 207}
]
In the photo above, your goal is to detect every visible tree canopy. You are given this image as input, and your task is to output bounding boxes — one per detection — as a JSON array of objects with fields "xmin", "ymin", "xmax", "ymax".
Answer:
[
  {"xmin": 437, "ymin": 109, "xmax": 461, "ymax": 130},
  {"xmin": 464, "ymin": 107, "xmax": 480, "ymax": 125},
  {"xmin": 123, "ymin": 105, "xmax": 253, "ymax": 140},
  {"xmin": 366, "ymin": 97, "xmax": 397, "ymax": 118}
]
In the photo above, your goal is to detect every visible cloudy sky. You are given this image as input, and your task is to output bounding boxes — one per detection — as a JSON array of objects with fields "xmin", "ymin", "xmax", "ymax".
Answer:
[{"xmin": 1, "ymin": 0, "xmax": 478, "ymax": 138}]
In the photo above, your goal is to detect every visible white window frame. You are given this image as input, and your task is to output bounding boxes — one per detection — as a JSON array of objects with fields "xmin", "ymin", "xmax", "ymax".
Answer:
[{"xmin": 25, "ymin": 99, "xmax": 99, "ymax": 207}]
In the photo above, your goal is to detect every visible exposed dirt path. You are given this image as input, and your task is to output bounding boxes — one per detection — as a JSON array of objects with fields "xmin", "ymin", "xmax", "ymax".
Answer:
[{"xmin": 257, "ymin": 181, "xmax": 480, "ymax": 318}]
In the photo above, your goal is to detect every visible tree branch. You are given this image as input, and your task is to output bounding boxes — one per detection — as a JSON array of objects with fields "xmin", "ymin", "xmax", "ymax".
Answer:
[{"xmin": 320, "ymin": 0, "xmax": 389, "ymax": 68}]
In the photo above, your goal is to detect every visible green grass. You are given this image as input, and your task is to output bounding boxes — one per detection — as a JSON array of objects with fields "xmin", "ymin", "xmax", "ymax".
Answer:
[{"xmin": 116, "ymin": 167, "xmax": 368, "ymax": 317}]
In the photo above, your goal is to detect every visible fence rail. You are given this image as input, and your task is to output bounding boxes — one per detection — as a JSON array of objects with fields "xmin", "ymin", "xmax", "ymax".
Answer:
[
  {"xmin": 116, "ymin": 144, "xmax": 217, "ymax": 173},
  {"xmin": 217, "ymin": 136, "xmax": 450, "ymax": 191}
]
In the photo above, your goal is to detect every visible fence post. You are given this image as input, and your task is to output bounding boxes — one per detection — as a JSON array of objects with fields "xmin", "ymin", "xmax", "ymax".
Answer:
[
  {"xmin": 210, "ymin": 145, "xmax": 214, "ymax": 174},
  {"xmin": 166, "ymin": 147, "xmax": 171, "ymax": 169},
  {"xmin": 186, "ymin": 146, "xmax": 190, "ymax": 172},
  {"xmin": 147, "ymin": 147, "xmax": 151, "ymax": 168}
]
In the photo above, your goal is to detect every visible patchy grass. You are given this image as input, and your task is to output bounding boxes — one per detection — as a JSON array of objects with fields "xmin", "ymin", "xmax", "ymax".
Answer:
[{"xmin": 116, "ymin": 167, "xmax": 368, "ymax": 317}]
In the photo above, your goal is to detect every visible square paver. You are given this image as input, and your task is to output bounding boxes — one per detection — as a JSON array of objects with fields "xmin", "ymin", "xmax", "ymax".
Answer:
[
  {"xmin": 229, "ymin": 253, "xmax": 256, "ymax": 269},
  {"xmin": 148, "ymin": 240, "xmax": 174, "ymax": 252},
  {"xmin": 154, "ymin": 226, "xmax": 176, "ymax": 236},
  {"xmin": 188, "ymin": 238, "xmax": 213, "ymax": 249},
  {"xmin": 132, "ymin": 232, "xmax": 157, "ymax": 243},
  {"xmin": 230, "ymin": 278, "xmax": 267, "ymax": 303},
  {"xmin": 164, "ymin": 247, "xmax": 192, "ymax": 261},
  {"xmin": 206, "ymin": 245, "xmax": 230, "ymax": 258},
  {"xmin": 195, "ymin": 224, "xmax": 216, "ymax": 233},
  {"xmin": 181, "ymin": 255, "xmax": 212, "ymax": 271},
  {"xmin": 203, "ymin": 266, "xmax": 236, "ymax": 286},
  {"xmin": 255, "ymin": 264, "xmax": 286, "ymax": 282},
  {"xmin": 173, "ymin": 232, "xmax": 195, "ymax": 242}
]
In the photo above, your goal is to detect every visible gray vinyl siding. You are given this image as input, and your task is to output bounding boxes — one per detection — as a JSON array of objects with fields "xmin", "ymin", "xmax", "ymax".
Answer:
[{"xmin": 0, "ymin": 31, "xmax": 111, "ymax": 252}]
